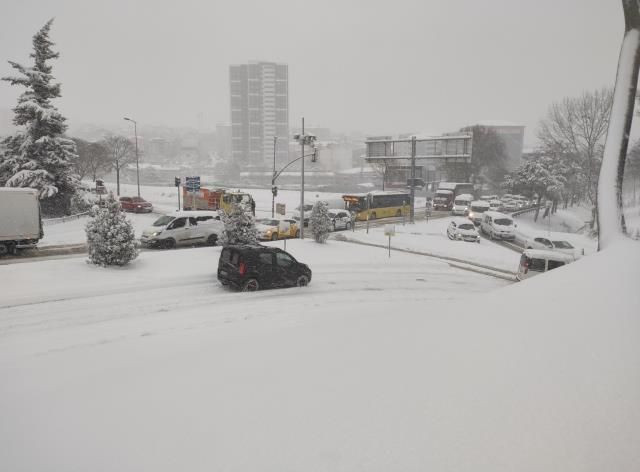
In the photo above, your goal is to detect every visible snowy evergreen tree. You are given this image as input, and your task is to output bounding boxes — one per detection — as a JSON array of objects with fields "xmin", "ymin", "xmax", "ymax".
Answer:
[
  {"xmin": 219, "ymin": 203, "xmax": 258, "ymax": 246},
  {"xmin": 85, "ymin": 193, "xmax": 138, "ymax": 267},
  {"xmin": 310, "ymin": 201, "xmax": 332, "ymax": 243},
  {"xmin": 0, "ymin": 19, "xmax": 79, "ymax": 216}
]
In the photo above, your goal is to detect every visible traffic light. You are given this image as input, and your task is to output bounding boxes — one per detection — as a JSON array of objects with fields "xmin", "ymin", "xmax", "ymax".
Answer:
[
  {"xmin": 272, "ymin": 186, "xmax": 278, "ymax": 196},
  {"xmin": 174, "ymin": 177, "xmax": 180, "ymax": 187}
]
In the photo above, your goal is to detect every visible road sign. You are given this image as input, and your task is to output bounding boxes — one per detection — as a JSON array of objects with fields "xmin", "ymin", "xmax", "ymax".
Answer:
[
  {"xmin": 384, "ymin": 224, "xmax": 395, "ymax": 258},
  {"xmin": 185, "ymin": 176, "xmax": 200, "ymax": 192},
  {"xmin": 276, "ymin": 203, "xmax": 286, "ymax": 215}
]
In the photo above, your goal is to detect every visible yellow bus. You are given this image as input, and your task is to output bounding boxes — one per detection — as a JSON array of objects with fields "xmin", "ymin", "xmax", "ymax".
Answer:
[{"xmin": 342, "ymin": 191, "xmax": 411, "ymax": 221}]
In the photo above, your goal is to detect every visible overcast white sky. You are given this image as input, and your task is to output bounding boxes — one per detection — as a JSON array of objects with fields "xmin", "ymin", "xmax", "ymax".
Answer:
[{"xmin": 0, "ymin": 0, "xmax": 622, "ymax": 145}]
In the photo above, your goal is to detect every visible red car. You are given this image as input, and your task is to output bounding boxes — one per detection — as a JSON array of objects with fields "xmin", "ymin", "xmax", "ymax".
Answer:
[{"xmin": 119, "ymin": 196, "xmax": 153, "ymax": 213}]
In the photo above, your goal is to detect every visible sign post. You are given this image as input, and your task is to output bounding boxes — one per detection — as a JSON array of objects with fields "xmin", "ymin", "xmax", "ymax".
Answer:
[
  {"xmin": 384, "ymin": 224, "xmax": 395, "ymax": 258},
  {"xmin": 175, "ymin": 176, "xmax": 181, "ymax": 210},
  {"xmin": 185, "ymin": 176, "xmax": 200, "ymax": 211}
]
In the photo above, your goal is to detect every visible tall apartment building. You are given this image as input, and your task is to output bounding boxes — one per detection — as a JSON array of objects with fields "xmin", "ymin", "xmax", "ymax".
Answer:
[{"xmin": 229, "ymin": 61, "xmax": 289, "ymax": 168}]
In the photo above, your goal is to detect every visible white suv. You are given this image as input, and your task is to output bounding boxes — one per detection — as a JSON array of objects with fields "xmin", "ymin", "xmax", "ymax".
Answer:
[{"xmin": 141, "ymin": 211, "xmax": 223, "ymax": 249}]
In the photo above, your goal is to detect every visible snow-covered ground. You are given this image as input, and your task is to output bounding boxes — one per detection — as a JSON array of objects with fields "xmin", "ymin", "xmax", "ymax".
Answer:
[
  {"xmin": 2, "ymin": 232, "xmax": 639, "ymax": 470},
  {"xmin": 339, "ymin": 217, "xmax": 520, "ymax": 272}
]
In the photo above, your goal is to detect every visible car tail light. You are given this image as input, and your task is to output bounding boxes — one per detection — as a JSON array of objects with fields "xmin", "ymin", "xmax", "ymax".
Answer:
[{"xmin": 238, "ymin": 262, "xmax": 246, "ymax": 276}]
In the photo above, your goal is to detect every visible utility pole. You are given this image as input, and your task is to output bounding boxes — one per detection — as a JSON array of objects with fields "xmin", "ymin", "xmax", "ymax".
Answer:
[
  {"xmin": 124, "ymin": 117, "xmax": 141, "ymax": 197},
  {"xmin": 272, "ymin": 136, "xmax": 277, "ymax": 218},
  {"xmin": 409, "ymin": 135, "xmax": 416, "ymax": 223},
  {"xmin": 300, "ymin": 117, "xmax": 305, "ymax": 239}
]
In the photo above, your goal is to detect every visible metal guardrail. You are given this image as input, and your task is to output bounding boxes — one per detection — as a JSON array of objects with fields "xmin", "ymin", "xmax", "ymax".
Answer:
[
  {"xmin": 511, "ymin": 206, "xmax": 542, "ymax": 218},
  {"xmin": 42, "ymin": 211, "xmax": 91, "ymax": 226}
]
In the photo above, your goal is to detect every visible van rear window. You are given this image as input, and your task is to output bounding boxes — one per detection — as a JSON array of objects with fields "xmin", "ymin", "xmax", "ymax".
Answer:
[
  {"xmin": 547, "ymin": 260, "xmax": 565, "ymax": 270},
  {"xmin": 530, "ymin": 258, "xmax": 545, "ymax": 272}
]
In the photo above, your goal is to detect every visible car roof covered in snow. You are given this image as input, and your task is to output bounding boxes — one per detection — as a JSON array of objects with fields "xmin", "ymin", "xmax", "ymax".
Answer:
[
  {"xmin": 522, "ymin": 249, "xmax": 575, "ymax": 262},
  {"xmin": 455, "ymin": 194, "xmax": 474, "ymax": 201},
  {"xmin": 470, "ymin": 200, "xmax": 491, "ymax": 206},
  {"xmin": 452, "ymin": 218, "xmax": 476, "ymax": 226},
  {"xmin": 483, "ymin": 210, "xmax": 511, "ymax": 219},
  {"xmin": 170, "ymin": 210, "xmax": 220, "ymax": 218}
]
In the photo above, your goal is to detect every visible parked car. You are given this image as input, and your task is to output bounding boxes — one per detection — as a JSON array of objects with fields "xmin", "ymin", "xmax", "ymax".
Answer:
[
  {"xmin": 140, "ymin": 211, "xmax": 222, "ymax": 249},
  {"xmin": 451, "ymin": 194, "xmax": 474, "ymax": 216},
  {"xmin": 292, "ymin": 204, "xmax": 315, "ymax": 227},
  {"xmin": 256, "ymin": 218, "xmax": 299, "ymax": 241},
  {"xmin": 500, "ymin": 200, "xmax": 519, "ymax": 213},
  {"xmin": 447, "ymin": 218, "xmax": 480, "ymax": 243},
  {"xmin": 524, "ymin": 235, "xmax": 577, "ymax": 258},
  {"xmin": 480, "ymin": 211, "xmax": 516, "ymax": 240},
  {"xmin": 217, "ymin": 244, "xmax": 312, "ymax": 291},
  {"xmin": 328, "ymin": 209, "xmax": 352, "ymax": 231},
  {"xmin": 119, "ymin": 196, "xmax": 153, "ymax": 213},
  {"xmin": 468, "ymin": 200, "xmax": 491, "ymax": 225},
  {"xmin": 516, "ymin": 249, "xmax": 574, "ymax": 281},
  {"xmin": 489, "ymin": 199, "xmax": 502, "ymax": 211}
]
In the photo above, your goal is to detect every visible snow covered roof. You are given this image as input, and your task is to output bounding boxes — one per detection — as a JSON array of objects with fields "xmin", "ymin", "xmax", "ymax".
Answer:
[
  {"xmin": 338, "ymin": 167, "xmax": 375, "ymax": 175},
  {"xmin": 471, "ymin": 120, "xmax": 524, "ymax": 128},
  {"xmin": 522, "ymin": 249, "xmax": 575, "ymax": 262}
]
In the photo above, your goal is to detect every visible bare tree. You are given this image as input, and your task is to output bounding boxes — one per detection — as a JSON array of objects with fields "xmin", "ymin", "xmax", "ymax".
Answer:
[
  {"xmin": 72, "ymin": 138, "xmax": 109, "ymax": 182},
  {"xmin": 103, "ymin": 135, "xmax": 134, "ymax": 196},
  {"xmin": 369, "ymin": 158, "xmax": 393, "ymax": 191},
  {"xmin": 538, "ymin": 88, "xmax": 613, "ymax": 205},
  {"xmin": 467, "ymin": 125, "xmax": 508, "ymax": 191}
]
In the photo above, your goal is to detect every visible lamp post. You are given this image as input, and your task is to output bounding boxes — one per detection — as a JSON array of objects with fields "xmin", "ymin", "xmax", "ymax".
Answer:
[
  {"xmin": 293, "ymin": 118, "xmax": 317, "ymax": 239},
  {"xmin": 272, "ymin": 136, "xmax": 277, "ymax": 218},
  {"xmin": 123, "ymin": 117, "xmax": 140, "ymax": 197}
]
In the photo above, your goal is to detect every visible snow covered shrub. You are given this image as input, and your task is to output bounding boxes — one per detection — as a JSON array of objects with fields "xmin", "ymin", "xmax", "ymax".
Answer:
[
  {"xmin": 85, "ymin": 193, "xmax": 138, "ymax": 267},
  {"xmin": 219, "ymin": 203, "xmax": 258, "ymax": 246},
  {"xmin": 310, "ymin": 201, "xmax": 332, "ymax": 243},
  {"xmin": 70, "ymin": 189, "xmax": 97, "ymax": 214}
]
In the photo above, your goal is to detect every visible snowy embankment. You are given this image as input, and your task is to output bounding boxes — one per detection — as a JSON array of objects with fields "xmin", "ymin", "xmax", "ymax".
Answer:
[
  {"xmin": 1, "ymin": 235, "xmax": 639, "ymax": 470},
  {"xmin": 339, "ymin": 217, "xmax": 520, "ymax": 273}
]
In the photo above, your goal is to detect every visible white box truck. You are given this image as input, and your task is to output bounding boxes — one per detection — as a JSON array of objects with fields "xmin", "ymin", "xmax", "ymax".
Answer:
[{"xmin": 0, "ymin": 188, "xmax": 43, "ymax": 255}]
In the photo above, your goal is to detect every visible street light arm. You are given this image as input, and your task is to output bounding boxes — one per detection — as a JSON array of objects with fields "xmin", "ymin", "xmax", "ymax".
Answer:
[{"xmin": 273, "ymin": 152, "xmax": 317, "ymax": 182}]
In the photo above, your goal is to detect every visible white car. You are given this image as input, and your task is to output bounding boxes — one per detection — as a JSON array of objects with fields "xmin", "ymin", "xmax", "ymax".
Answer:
[
  {"xmin": 451, "ymin": 194, "xmax": 474, "ymax": 216},
  {"xmin": 501, "ymin": 200, "xmax": 519, "ymax": 213},
  {"xmin": 488, "ymin": 199, "xmax": 502, "ymax": 211},
  {"xmin": 468, "ymin": 200, "xmax": 491, "ymax": 225},
  {"xmin": 525, "ymin": 235, "xmax": 577, "ymax": 258},
  {"xmin": 328, "ymin": 209, "xmax": 352, "ymax": 231},
  {"xmin": 141, "ymin": 211, "xmax": 222, "ymax": 249},
  {"xmin": 480, "ymin": 211, "xmax": 516, "ymax": 240},
  {"xmin": 447, "ymin": 218, "xmax": 480, "ymax": 243}
]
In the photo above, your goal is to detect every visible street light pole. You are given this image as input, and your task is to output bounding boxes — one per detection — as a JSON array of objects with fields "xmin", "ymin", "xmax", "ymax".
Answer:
[
  {"xmin": 300, "ymin": 117, "xmax": 305, "ymax": 239},
  {"xmin": 272, "ymin": 136, "xmax": 277, "ymax": 218},
  {"xmin": 124, "ymin": 117, "xmax": 140, "ymax": 197}
]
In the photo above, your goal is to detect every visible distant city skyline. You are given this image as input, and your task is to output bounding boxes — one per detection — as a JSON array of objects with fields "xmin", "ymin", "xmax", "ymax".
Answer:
[{"xmin": 0, "ymin": 0, "xmax": 623, "ymax": 146}]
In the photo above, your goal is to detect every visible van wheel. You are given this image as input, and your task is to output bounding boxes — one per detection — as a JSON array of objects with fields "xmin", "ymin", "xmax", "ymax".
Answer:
[
  {"xmin": 296, "ymin": 275, "xmax": 309, "ymax": 287},
  {"xmin": 242, "ymin": 278, "xmax": 260, "ymax": 292},
  {"xmin": 370, "ymin": 212, "xmax": 376, "ymax": 220},
  {"xmin": 0, "ymin": 243, "xmax": 8, "ymax": 256},
  {"xmin": 396, "ymin": 209, "xmax": 402, "ymax": 217},
  {"xmin": 207, "ymin": 234, "xmax": 218, "ymax": 246},
  {"xmin": 346, "ymin": 222, "xmax": 351, "ymax": 230},
  {"xmin": 271, "ymin": 233, "xmax": 278, "ymax": 241},
  {"xmin": 295, "ymin": 229, "xmax": 300, "ymax": 238},
  {"xmin": 163, "ymin": 238, "xmax": 176, "ymax": 249}
]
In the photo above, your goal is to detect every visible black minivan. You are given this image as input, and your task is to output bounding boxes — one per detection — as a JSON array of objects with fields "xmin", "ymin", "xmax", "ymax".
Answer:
[{"xmin": 217, "ymin": 245, "xmax": 312, "ymax": 291}]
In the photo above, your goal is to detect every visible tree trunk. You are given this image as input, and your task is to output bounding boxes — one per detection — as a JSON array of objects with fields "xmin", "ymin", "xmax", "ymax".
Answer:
[
  {"xmin": 534, "ymin": 195, "xmax": 542, "ymax": 222},
  {"xmin": 116, "ymin": 165, "xmax": 120, "ymax": 196},
  {"xmin": 597, "ymin": 0, "xmax": 640, "ymax": 249}
]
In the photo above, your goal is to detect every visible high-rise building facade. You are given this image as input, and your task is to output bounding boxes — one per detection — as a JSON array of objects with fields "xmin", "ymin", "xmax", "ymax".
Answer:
[{"xmin": 229, "ymin": 61, "xmax": 289, "ymax": 168}]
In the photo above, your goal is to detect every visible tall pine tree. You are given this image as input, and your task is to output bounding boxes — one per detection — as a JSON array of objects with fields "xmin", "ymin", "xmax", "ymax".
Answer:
[{"xmin": 0, "ymin": 19, "xmax": 78, "ymax": 216}]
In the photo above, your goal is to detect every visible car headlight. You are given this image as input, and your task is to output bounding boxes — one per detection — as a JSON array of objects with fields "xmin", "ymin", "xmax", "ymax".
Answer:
[
  {"xmin": 468, "ymin": 212, "xmax": 474, "ymax": 218},
  {"xmin": 152, "ymin": 231, "xmax": 162, "ymax": 236},
  {"xmin": 456, "ymin": 233, "xmax": 462, "ymax": 239}
]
